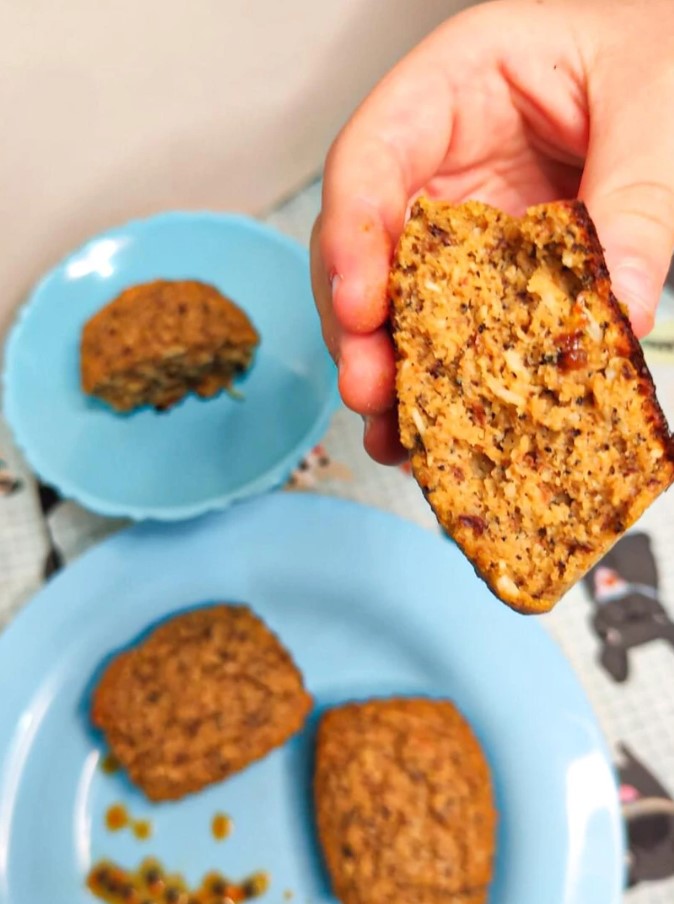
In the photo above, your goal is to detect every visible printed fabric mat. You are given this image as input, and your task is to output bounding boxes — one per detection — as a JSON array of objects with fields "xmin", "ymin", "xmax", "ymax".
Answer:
[{"xmin": 1, "ymin": 180, "xmax": 674, "ymax": 902}]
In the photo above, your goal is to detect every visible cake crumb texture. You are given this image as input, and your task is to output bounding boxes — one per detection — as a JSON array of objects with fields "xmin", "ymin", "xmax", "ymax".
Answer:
[
  {"xmin": 91, "ymin": 604, "xmax": 312, "ymax": 801},
  {"xmin": 314, "ymin": 698, "xmax": 496, "ymax": 904},
  {"xmin": 390, "ymin": 198, "xmax": 674, "ymax": 613},
  {"xmin": 81, "ymin": 279, "xmax": 259, "ymax": 412}
]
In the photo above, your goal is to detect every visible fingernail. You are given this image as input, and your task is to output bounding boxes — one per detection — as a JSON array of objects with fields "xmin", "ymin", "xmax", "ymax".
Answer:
[{"xmin": 330, "ymin": 271, "xmax": 342, "ymax": 297}]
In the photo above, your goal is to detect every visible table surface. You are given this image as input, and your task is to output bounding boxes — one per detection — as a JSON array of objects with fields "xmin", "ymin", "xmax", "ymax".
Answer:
[{"xmin": 2, "ymin": 179, "xmax": 674, "ymax": 903}]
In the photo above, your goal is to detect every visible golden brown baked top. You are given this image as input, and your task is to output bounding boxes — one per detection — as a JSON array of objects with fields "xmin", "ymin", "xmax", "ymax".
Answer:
[
  {"xmin": 91, "ymin": 604, "xmax": 312, "ymax": 801},
  {"xmin": 314, "ymin": 698, "xmax": 496, "ymax": 904},
  {"xmin": 390, "ymin": 198, "xmax": 674, "ymax": 613},
  {"xmin": 80, "ymin": 279, "xmax": 259, "ymax": 411},
  {"xmin": 82, "ymin": 280, "xmax": 258, "ymax": 382}
]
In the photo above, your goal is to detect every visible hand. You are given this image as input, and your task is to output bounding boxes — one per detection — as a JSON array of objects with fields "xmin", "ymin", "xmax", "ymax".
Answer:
[{"xmin": 311, "ymin": 0, "xmax": 674, "ymax": 464}]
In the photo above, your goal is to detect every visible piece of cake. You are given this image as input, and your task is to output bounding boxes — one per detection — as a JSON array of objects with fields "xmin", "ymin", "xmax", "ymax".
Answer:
[
  {"xmin": 81, "ymin": 279, "xmax": 259, "ymax": 412},
  {"xmin": 314, "ymin": 698, "xmax": 496, "ymax": 904},
  {"xmin": 91, "ymin": 604, "xmax": 312, "ymax": 801},
  {"xmin": 390, "ymin": 198, "xmax": 674, "ymax": 613}
]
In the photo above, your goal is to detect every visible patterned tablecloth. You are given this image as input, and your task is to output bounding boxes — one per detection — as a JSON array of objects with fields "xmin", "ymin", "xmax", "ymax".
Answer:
[{"xmin": 2, "ymin": 180, "xmax": 674, "ymax": 902}]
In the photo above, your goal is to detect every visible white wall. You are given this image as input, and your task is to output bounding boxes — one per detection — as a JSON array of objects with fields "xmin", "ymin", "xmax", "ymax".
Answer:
[{"xmin": 0, "ymin": 0, "xmax": 474, "ymax": 336}]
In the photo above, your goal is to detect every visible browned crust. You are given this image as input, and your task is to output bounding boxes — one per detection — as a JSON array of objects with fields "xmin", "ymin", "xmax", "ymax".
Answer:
[
  {"xmin": 527, "ymin": 200, "xmax": 674, "ymax": 469},
  {"xmin": 80, "ymin": 279, "xmax": 259, "ymax": 412},
  {"xmin": 314, "ymin": 698, "xmax": 496, "ymax": 904},
  {"xmin": 92, "ymin": 604, "xmax": 312, "ymax": 801},
  {"xmin": 390, "ymin": 198, "xmax": 674, "ymax": 614}
]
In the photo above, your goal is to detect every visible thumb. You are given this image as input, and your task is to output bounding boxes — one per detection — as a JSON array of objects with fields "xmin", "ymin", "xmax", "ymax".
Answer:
[
  {"xmin": 585, "ymin": 183, "xmax": 674, "ymax": 338},
  {"xmin": 580, "ymin": 71, "xmax": 674, "ymax": 337}
]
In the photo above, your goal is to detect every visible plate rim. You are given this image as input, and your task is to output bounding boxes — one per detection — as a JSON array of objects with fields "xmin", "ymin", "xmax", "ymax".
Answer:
[
  {"xmin": 0, "ymin": 492, "xmax": 625, "ymax": 903},
  {"xmin": 1, "ymin": 210, "xmax": 340, "ymax": 521}
]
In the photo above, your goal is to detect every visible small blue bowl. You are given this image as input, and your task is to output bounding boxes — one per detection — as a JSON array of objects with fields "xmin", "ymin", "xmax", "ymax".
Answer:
[{"xmin": 2, "ymin": 212, "xmax": 338, "ymax": 520}]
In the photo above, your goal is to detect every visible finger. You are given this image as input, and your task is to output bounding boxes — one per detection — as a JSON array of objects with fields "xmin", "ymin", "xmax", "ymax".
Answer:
[
  {"xmin": 312, "ymin": 214, "xmax": 398, "ymax": 416},
  {"xmin": 310, "ymin": 214, "xmax": 342, "ymax": 360},
  {"xmin": 580, "ymin": 57, "xmax": 674, "ymax": 336},
  {"xmin": 363, "ymin": 410, "xmax": 407, "ymax": 466},
  {"xmin": 320, "ymin": 33, "xmax": 456, "ymax": 336},
  {"xmin": 320, "ymin": 0, "xmax": 579, "ymax": 338},
  {"xmin": 338, "ymin": 329, "xmax": 397, "ymax": 416},
  {"xmin": 321, "ymin": 202, "xmax": 395, "ymax": 335}
]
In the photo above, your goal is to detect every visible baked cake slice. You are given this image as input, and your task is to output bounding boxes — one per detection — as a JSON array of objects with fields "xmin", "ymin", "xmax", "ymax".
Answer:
[
  {"xmin": 390, "ymin": 198, "xmax": 674, "ymax": 613},
  {"xmin": 91, "ymin": 604, "xmax": 312, "ymax": 801},
  {"xmin": 314, "ymin": 698, "xmax": 496, "ymax": 904},
  {"xmin": 81, "ymin": 279, "xmax": 259, "ymax": 412}
]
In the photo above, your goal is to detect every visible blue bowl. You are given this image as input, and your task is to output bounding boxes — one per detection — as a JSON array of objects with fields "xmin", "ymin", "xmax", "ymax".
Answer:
[{"xmin": 2, "ymin": 212, "xmax": 338, "ymax": 520}]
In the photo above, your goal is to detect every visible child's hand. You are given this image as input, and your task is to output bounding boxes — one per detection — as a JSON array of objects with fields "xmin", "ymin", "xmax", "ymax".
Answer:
[{"xmin": 311, "ymin": 0, "xmax": 674, "ymax": 463}]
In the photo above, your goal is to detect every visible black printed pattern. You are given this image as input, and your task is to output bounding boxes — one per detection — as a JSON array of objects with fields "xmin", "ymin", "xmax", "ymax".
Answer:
[
  {"xmin": 618, "ymin": 744, "xmax": 674, "ymax": 887},
  {"xmin": 583, "ymin": 533, "xmax": 674, "ymax": 682},
  {"xmin": 37, "ymin": 481, "xmax": 65, "ymax": 579}
]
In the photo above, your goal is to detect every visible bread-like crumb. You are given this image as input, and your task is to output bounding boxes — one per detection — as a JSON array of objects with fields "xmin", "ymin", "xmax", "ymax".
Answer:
[
  {"xmin": 390, "ymin": 198, "xmax": 674, "ymax": 613},
  {"xmin": 81, "ymin": 279, "xmax": 259, "ymax": 412},
  {"xmin": 314, "ymin": 698, "xmax": 496, "ymax": 904},
  {"xmin": 91, "ymin": 604, "xmax": 312, "ymax": 801}
]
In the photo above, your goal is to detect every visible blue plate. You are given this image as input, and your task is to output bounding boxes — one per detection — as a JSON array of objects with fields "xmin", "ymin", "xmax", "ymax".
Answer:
[
  {"xmin": 2, "ymin": 213, "xmax": 338, "ymax": 520},
  {"xmin": 0, "ymin": 494, "xmax": 624, "ymax": 903}
]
